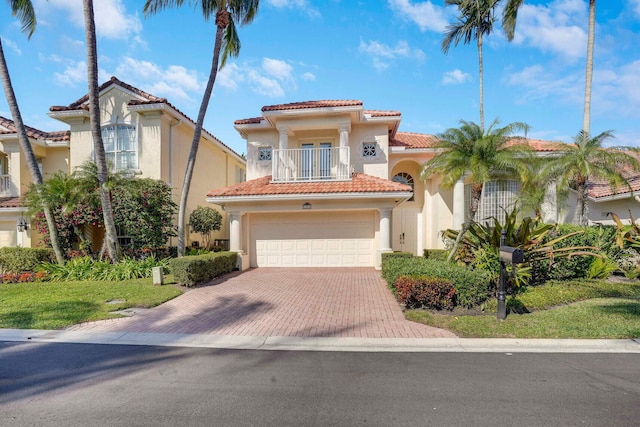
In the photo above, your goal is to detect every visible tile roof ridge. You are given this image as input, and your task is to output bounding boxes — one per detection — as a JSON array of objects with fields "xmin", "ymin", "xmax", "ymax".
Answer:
[{"xmin": 261, "ymin": 100, "xmax": 363, "ymax": 112}]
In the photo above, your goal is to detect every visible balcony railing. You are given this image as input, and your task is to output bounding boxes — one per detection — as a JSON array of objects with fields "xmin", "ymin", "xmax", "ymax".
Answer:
[
  {"xmin": 0, "ymin": 175, "xmax": 11, "ymax": 196},
  {"xmin": 272, "ymin": 146, "xmax": 351, "ymax": 183}
]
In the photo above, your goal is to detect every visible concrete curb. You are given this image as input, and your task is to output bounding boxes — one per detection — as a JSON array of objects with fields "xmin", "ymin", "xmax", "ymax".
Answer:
[{"xmin": 2, "ymin": 329, "xmax": 640, "ymax": 353}]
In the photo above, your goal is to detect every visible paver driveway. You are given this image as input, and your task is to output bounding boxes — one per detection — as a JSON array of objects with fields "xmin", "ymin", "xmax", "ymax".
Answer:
[{"xmin": 68, "ymin": 268, "xmax": 456, "ymax": 338}]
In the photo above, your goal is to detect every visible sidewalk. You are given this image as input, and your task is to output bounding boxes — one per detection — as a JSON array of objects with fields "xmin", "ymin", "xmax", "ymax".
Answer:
[{"xmin": 2, "ymin": 329, "xmax": 639, "ymax": 353}]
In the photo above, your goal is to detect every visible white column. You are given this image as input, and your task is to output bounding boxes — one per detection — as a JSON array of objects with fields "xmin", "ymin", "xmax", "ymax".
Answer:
[
  {"xmin": 452, "ymin": 178, "xmax": 465, "ymax": 229},
  {"xmin": 338, "ymin": 123, "xmax": 350, "ymax": 177},
  {"xmin": 376, "ymin": 208, "xmax": 393, "ymax": 269},
  {"xmin": 229, "ymin": 211, "xmax": 244, "ymax": 254},
  {"xmin": 278, "ymin": 127, "xmax": 289, "ymax": 150}
]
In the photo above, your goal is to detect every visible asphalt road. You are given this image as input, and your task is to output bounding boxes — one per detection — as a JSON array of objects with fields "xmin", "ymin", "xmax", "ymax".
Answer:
[{"xmin": 1, "ymin": 341, "xmax": 639, "ymax": 426}]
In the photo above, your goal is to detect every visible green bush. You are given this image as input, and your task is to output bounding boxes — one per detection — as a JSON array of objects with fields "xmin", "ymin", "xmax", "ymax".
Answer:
[
  {"xmin": 40, "ymin": 256, "xmax": 169, "ymax": 282},
  {"xmin": 395, "ymin": 275, "xmax": 456, "ymax": 310},
  {"xmin": 381, "ymin": 251, "xmax": 414, "ymax": 267},
  {"xmin": 0, "ymin": 247, "xmax": 55, "ymax": 273},
  {"xmin": 535, "ymin": 224, "xmax": 601, "ymax": 281},
  {"xmin": 169, "ymin": 252, "xmax": 237, "ymax": 287},
  {"xmin": 382, "ymin": 257, "xmax": 491, "ymax": 308},
  {"xmin": 422, "ymin": 249, "xmax": 449, "ymax": 261}
]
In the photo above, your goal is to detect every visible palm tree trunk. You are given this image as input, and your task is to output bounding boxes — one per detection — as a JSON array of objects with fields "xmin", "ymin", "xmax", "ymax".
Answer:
[
  {"xmin": 573, "ymin": 181, "xmax": 589, "ymax": 226},
  {"xmin": 82, "ymin": 0, "xmax": 119, "ymax": 262},
  {"xmin": 478, "ymin": 33, "xmax": 484, "ymax": 132},
  {"xmin": 447, "ymin": 183, "xmax": 483, "ymax": 261},
  {"xmin": 176, "ymin": 8, "xmax": 227, "ymax": 257},
  {"xmin": 0, "ymin": 39, "xmax": 65, "ymax": 264},
  {"xmin": 582, "ymin": 0, "xmax": 596, "ymax": 137}
]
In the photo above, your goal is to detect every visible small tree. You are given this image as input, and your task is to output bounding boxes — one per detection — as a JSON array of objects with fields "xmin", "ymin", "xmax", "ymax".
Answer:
[{"xmin": 189, "ymin": 206, "xmax": 222, "ymax": 249}]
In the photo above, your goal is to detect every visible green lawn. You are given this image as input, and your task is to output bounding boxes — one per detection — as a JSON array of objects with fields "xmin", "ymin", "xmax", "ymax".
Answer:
[
  {"xmin": 0, "ymin": 278, "xmax": 183, "ymax": 330},
  {"xmin": 405, "ymin": 279, "xmax": 640, "ymax": 338}
]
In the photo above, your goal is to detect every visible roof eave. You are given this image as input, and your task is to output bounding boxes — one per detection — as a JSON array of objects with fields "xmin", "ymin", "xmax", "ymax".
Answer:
[{"xmin": 206, "ymin": 191, "xmax": 413, "ymax": 204}]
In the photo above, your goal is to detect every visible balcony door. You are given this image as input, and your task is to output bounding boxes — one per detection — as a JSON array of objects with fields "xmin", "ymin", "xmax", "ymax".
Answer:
[{"xmin": 301, "ymin": 142, "xmax": 332, "ymax": 180}]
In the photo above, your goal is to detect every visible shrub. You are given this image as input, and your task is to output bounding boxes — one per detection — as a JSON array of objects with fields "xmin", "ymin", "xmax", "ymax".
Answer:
[
  {"xmin": 381, "ymin": 252, "xmax": 414, "ymax": 266},
  {"xmin": 382, "ymin": 257, "xmax": 491, "ymax": 308},
  {"xmin": 189, "ymin": 206, "xmax": 223, "ymax": 249},
  {"xmin": 169, "ymin": 252, "xmax": 238, "ymax": 287},
  {"xmin": 395, "ymin": 275, "xmax": 456, "ymax": 310},
  {"xmin": 422, "ymin": 249, "xmax": 449, "ymax": 261},
  {"xmin": 586, "ymin": 257, "xmax": 619, "ymax": 280},
  {"xmin": 0, "ymin": 247, "xmax": 55, "ymax": 274},
  {"xmin": 40, "ymin": 256, "xmax": 168, "ymax": 282}
]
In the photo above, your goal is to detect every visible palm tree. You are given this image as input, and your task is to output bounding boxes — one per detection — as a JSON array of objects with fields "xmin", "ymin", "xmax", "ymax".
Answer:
[
  {"xmin": 82, "ymin": 0, "xmax": 119, "ymax": 262},
  {"xmin": 583, "ymin": 0, "xmax": 596, "ymax": 136},
  {"xmin": 422, "ymin": 119, "xmax": 532, "ymax": 260},
  {"xmin": 144, "ymin": 0, "xmax": 260, "ymax": 257},
  {"xmin": 442, "ymin": 0, "xmax": 501, "ymax": 132},
  {"xmin": 501, "ymin": 0, "xmax": 525, "ymax": 41},
  {"xmin": 543, "ymin": 130, "xmax": 640, "ymax": 226},
  {"xmin": 0, "ymin": 1, "xmax": 64, "ymax": 263}
]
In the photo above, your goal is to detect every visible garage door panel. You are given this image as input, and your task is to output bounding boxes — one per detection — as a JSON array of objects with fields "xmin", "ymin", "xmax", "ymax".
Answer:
[{"xmin": 251, "ymin": 211, "xmax": 375, "ymax": 267}]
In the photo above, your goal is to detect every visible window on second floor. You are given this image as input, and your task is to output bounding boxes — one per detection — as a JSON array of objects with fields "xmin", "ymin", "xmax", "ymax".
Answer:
[
  {"xmin": 258, "ymin": 147, "xmax": 272, "ymax": 161},
  {"xmin": 102, "ymin": 124, "xmax": 137, "ymax": 172}
]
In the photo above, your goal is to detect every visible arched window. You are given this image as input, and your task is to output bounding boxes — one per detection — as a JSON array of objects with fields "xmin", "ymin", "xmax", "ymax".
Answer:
[
  {"xmin": 102, "ymin": 124, "xmax": 137, "ymax": 172},
  {"xmin": 393, "ymin": 172, "xmax": 414, "ymax": 201}
]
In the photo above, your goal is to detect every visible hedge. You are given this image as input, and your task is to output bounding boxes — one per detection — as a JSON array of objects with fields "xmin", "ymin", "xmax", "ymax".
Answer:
[
  {"xmin": 382, "ymin": 257, "xmax": 491, "ymax": 308},
  {"xmin": 395, "ymin": 275, "xmax": 456, "ymax": 310},
  {"xmin": 0, "ymin": 247, "xmax": 55, "ymax": 274},
  {"xmin": 169, "ymin": 251, "xmax": 238, "ymax": 287}
]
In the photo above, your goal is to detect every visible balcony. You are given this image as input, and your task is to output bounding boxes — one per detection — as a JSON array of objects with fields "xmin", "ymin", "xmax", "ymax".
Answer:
[{"xmin": 272, "ymin": 146, "xmax": 351, "ymax": 183}]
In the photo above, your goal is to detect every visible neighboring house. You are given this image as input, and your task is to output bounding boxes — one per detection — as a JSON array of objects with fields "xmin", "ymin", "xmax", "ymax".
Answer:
[
  {"xmin": 206, "ymin": 100, "xmax": 640, "ymax": 269},
  {"xmin": 0, "ymin": 119, "xmax": 69, "ymax": 248},
  {"xmin": 0, "ymin": 76, "xmax": 245, "ymax": 251}
]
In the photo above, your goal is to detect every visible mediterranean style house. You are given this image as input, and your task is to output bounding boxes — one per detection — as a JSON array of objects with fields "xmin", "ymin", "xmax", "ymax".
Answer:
[
  {"xmin": 206, "ymin": 100, "xmax": 640, "ymax": 269},
  {"xmin": 0, "ymin": 76, "xmax": 246, "ymax": 250}
]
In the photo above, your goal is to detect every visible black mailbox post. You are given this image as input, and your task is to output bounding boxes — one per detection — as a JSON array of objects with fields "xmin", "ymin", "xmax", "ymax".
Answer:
[{"xmin": 497, "ymin": 230, "xmax": 524, "ymax": 320}]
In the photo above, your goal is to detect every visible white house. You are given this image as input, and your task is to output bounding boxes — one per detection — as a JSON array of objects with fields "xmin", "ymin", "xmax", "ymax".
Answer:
[{"xmin": 206, "ymin": 100, "xmax": 640, "ymax": 270}]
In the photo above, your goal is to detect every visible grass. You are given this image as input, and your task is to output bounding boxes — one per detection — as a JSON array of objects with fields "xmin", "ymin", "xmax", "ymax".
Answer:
[
  {"xmin": 405, "ymin": 278, "xmax": 640, "ymax": 338},
  {"xmin": 0, "ymin": 277, "xmax": 183, "ymax": 330}
]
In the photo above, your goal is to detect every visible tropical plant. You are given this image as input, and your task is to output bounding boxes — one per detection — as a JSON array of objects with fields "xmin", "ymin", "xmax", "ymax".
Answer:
[
  {"xmin": 501, "ymin": 0, "xmax": 525, "ymax": 41},
  {"xmin": 583, "ymin": 0, "xmax": 596, "ymax": 136},
  {"xmin": 421, "ymin": 119, "xmax": 532, "ymax": 260},
  {"xmin": 82, "ymin": 0, "xmax": 120, "ymax": 262},
  {"xmin": 143, "ymin": 0, "xmax": 260, "ymax": 257},
  {"xmin": 442, "ymin": 0, "xmax": 500, "ymax": 131},
  {"xmin": 0, "ymin": 1, "xmax": 64, "ymax": 264},
  {"xmin": 543, "ymin": 130, "xmax": 640, "ymax": 226},
  {"xmin": 607, "ymin": 211, "xmax": 640, "ymax": 254},
  {"xmin": 189, "ymin": 206, "xmax": 223, "ymax": 249}
]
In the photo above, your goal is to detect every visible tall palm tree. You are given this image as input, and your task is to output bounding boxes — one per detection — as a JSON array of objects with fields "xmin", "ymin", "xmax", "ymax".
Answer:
[
  {"xmin": 0, "ymin": 1, "xmax": 64, "ymax": 263},
  {"xmin": 82, "ymin": 0, "xmax": 119, "ymax": 262},
  {"xmin": 583, "ymin": 0, "xmax": 596, "ymax": 136},
  {"xmin": 502, "ymin": 0, "xmax": 525, "ymax": 41},
  {"xmin": 422, "ymin": 119, "xmax": 532, "ymax": 260},
  {"xmin": 543, "ymin": 130, "xmax": 640, "ymax": 226},
  {"xmin": 144, "ymin": 0, "xmax": 260, "ymax": 257},
  {"xmin": 442, "ymin": 0, "xmax": 500, "ymax": 132}
]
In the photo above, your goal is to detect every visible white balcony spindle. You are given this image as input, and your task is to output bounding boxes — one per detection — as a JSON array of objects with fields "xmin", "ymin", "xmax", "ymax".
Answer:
[{"xmin": 272, "ymin": 147, "xmax": 351, "ymax": 182}]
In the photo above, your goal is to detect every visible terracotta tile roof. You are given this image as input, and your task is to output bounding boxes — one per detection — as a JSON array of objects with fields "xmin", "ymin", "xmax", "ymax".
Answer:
[
  {"xmin": 0, "ymin": 116, "xmax": 69, "ymax": 142},
  {"xmin": 48, "ymin": 76, "xmax": 242, "ymax": 159},
  {"xmin": 261, "ymin": 100, "xmax": 362, "ymax": 112},
  {"xmin": 0, "ymin": 196, "xmax": 22, "ymax": 208},
  {"xmin": 509, "ymin": 138, "xmax": 567, "ymax": 152},
  {"xmin": 391, "ymin": 132, "xmax": 438, "ymax": 148},
  {"xmin": 234, "ymin": 117, "xmax": 265, "ymax": 125},
  {"xmin": 364, "ymin": 110, "xmax": 401, "ymax": 117},
  {"xmin": 207, "ymin": 173, "xmax": 411, "ymax": 198},
  {"xmin": 588, "ymin": 170, "xmax": 640, "ymax": 199}
]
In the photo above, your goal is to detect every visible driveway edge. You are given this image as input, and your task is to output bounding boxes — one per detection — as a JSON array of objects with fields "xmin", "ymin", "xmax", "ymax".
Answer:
[{"xmin": 2, "ymin": 329, "xmax": 640, "ymax": 353}]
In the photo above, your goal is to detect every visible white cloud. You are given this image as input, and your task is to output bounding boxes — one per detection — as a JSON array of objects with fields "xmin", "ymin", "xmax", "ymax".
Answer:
[
  {"xmin": 442, "ymin": 69, "xmax": 471, "ymax": 85},
  {"xmin": 218, "ymin": 58, "xmax": 313, "ymax": 98},
  {"xmin": 510, "ymin": 0, "xmax": 588, "ymax": 61},
  {"xmin": 631, "ymin": 0, "xmax": 640, "ymax": 18},
  {"xmin": 53, "ymin": 60, "xmax": 86, "ymax": 86},
  {"xmin": 45, "ymin": 0, "xmax": 142, "ymax": 40},
  {"xmin": 113, "ymin": 57, "xmax": 204, "ymax": 101},
  {"xmin": 265, "ymin": 0, "xmax": 320, "ymax": 18},
  {"xmin": 387, "ymin": 0, "xmax": 448, "ymax": 32},
  {"xmin": 359, "ymin": 39, "xmax": 424, "ymax": 71},
  {"xmin": 505, "ymin": 64, "xmax": 583, "ymax": 104},
  {"xmin": 1, "ymin": 38, "xmax": 22, "ymax": 56}
]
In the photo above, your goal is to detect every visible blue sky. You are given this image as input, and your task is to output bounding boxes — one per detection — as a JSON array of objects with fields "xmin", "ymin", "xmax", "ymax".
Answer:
[{"xmin": 0, "ymin": 0, "xmax": 639, "ymax": 156}]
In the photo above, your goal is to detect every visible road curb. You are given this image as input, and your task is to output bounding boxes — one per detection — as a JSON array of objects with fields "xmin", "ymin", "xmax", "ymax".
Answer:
[{"xmin": 2, "ymin": 329, "xmax": 640, "ymax": 353}]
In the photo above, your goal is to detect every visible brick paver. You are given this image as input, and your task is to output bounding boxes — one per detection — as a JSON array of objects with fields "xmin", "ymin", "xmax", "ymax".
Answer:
[{"xmin": 67, "ymin": 268, "xmax": 456, "ymax": 338}]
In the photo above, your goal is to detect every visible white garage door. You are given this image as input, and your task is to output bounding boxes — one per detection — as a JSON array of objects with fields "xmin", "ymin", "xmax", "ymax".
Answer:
[{"xmin": 250, "ymin": 211, "xmax": 375, "ymax": 267}]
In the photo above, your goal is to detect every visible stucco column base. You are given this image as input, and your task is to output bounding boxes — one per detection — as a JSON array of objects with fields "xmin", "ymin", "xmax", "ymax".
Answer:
[
  {"xmin": 376, "ymin": 248, "xmax": 393, "ymax": 270},
  {"xmin": 235, "ymin": 252, "xmax": 250, "ymax": 271}
]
